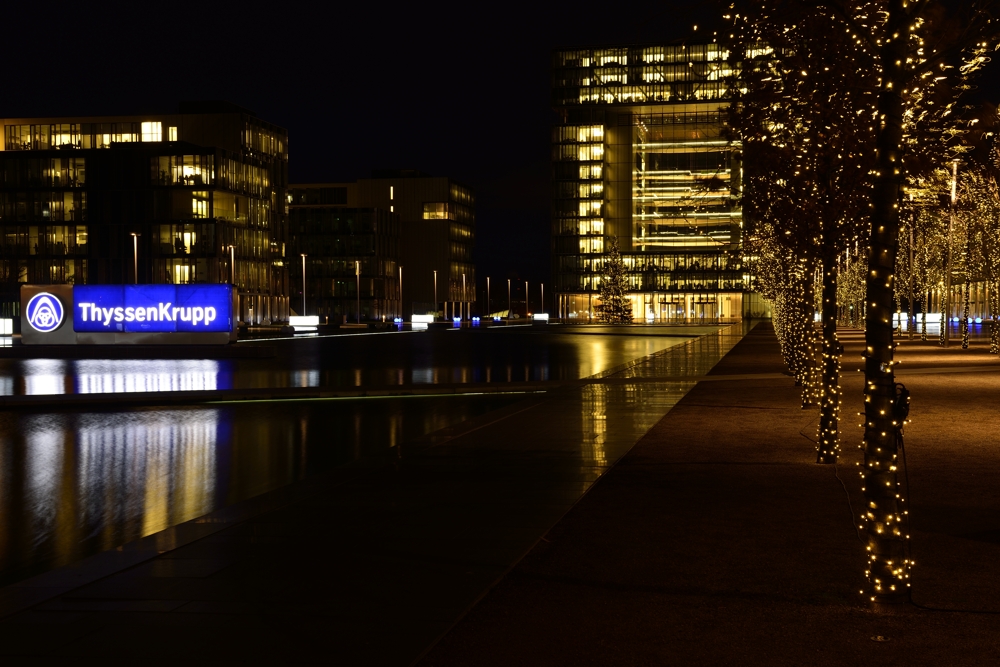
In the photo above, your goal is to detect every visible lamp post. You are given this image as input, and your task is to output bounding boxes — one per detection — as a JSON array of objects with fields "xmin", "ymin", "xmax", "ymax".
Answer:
[
  {"xmin": 541, "ymin": 282, "xmax": 544, "ymax": 315},
  {"xmin": 944, "ymin": 160, "xmax": 959, "ymax": 347},
  {"xmin": 525, "ymin": 280, "xmax": 529, "ymax": 316},
  {"xmin": 130, "ymin": 233, "xmax": 139, "ymax": 284},
  {"xmin": 300, "ymin": 253, "xmax": 307, "ymax": 316},
  {"xmin": 433, "ymin": 269, "xmax": 438, "ymax": 320},
  {"xmin": 486, "ymin": 277, "xmax": 490, "ymax": 317},
  {"xmin": 356, "ymin": 260, "xmax": 361, "ymax": 324},
  {"xmin": 507, "ymin": 278, "xmax": 511, "ymax": 321},
  {"xmin": 228, "ymin": 245, "xmax": 235, "ymax": 285},
  {"xmin": 399, "ymin": 265, "xmax": 403, "ymax": 320},
  {"xmin": 462, "ymin": 273, "xmax": 466, "ymax": 320}
]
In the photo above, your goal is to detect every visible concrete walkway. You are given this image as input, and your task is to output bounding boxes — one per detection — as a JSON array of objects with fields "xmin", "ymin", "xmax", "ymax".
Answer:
[
  {"xmin": 0, "ymin": 325, "xmax": 746, "ymax": 665},
  {"xmin": 421, "ymin": 323, "xmax": 1000, "ymax": 666}
]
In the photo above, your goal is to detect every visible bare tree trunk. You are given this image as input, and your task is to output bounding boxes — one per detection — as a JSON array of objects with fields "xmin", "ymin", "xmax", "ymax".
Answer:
[
  {"xmin": 863, "ymin": 0, "xmax": 910, "ymax": 607},
  {"xmin": 817, "ymin": 251, "xmax": 839, "ymax": 464}
]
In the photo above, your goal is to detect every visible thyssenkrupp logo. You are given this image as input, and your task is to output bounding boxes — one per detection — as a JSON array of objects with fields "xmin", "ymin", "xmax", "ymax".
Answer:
[{"xmin": 26, "ymin": 292, "xmax": 64, "ymax": 332}]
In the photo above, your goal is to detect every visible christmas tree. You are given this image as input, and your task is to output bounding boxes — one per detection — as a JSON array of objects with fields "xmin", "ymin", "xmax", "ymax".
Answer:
[{"xmin": 598, "ymin": 236, "xmax": 632, "ymax": 323}]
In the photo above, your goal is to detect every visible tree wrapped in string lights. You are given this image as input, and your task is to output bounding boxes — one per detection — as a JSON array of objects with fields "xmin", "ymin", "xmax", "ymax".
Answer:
[
  {"xmin": 731, "ymin": 1, "xmax": 877, "ymax": 464},
  {"xmin": 961, "ymin": 161, "xmax": 1000, "ymax": 351},
  {"xmin": 731, "ymin": 0, "xmax": 1000, "ymax": 607}
]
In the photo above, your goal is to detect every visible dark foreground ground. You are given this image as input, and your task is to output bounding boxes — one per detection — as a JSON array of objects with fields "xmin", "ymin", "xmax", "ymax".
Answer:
[{"xmin": 421, "ymin": 324, "xmax": 1000, "ymax": 666}]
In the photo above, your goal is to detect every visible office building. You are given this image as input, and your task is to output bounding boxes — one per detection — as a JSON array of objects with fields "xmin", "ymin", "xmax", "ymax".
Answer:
[
  {"xmin": 287, "ymin": 186, "xmax": 400, "ymax": 322},
  {"xmin": 0, "ymin": 101, "xmax": 290, "ymax": 325},
  {"xmin": 552, "ymin": 42, "xmax": 751, "ymax": 322},
  {"xmin": 289, "ymin": 171, "xmax": 475, "ymax": 320}
]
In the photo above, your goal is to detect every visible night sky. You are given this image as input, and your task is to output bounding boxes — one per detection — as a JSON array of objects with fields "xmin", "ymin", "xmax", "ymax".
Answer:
[
  {"xmin": 1, "ymin": 1, "xmax": 720, "ymax": 295},
  {"xmin": 2, "ymin": 1, "xmax": 994, "ymax": 295}
]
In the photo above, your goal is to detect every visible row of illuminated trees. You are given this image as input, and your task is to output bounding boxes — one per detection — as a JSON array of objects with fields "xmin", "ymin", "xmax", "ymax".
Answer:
[{"xmin": 727, "ymin": 0, "xmax": 1000, "ymax": 608}]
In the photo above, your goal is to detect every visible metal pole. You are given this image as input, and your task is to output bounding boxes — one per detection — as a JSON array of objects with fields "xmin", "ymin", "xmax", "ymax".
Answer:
[
  {"xmin": 229, "ymin": 245, "xmax": 235, "ymax": 285},
  {"xmin": 462, "ymin": 273, "xmax": 466, "ymax": 320},
  {"xmin": 356, "ymin": 260, "xmax": 360, "ymax": 324},
  {"xmin": 131, "ymin": 233, "xmax": 138, "ymax": 284},
  {"xmin": 507, "ymin": 279, "xmax": 511, "ymax": 321},
  {"xmin": 945, "ymin": 160, "xmax": 958, "ymax": 347},
  {"xmin": 525, "ymin": 281, "xmax": 529, "ymax": 316},
  {"xmin": 399, "ymin": 266, "xmax": 403, "ymax": 320},
  {"xmin": 487, "ymin": 277, "xmax": 490, "ymax": 317},
  {"xmin": 433, "ymin": 270, "xmax": 438, "ymax": 320},
  {"xmin": 541, "ymin": 283, "xmax": 544, "ymax": 314},
  {"xmin": 300, "ymin": 254, "xmax": 306, "ymax": 316},
  {"xmin": 908, "ymin": 221, "xmax": 914, "ymax": 340}
]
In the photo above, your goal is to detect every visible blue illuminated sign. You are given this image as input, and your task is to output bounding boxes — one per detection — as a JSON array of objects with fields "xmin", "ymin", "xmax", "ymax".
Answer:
[{"xmin": 74, "ymin": 285, "xmax": 233, "ymax": 334}]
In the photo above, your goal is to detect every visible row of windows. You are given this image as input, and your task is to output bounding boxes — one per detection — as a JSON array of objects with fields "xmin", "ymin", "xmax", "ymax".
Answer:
[
  {"xmin": 152, "ymin": 155, "xmax": 215, "ymax": 186},
  {"xmin": 1, "ymin": 225, "xmax": 88, "ymax": 255},
  {"xmin": 5, "ymin": 122, "xmax": 176, "ymax": 151},
  {"xmin": 0, "ymin": 191, "xmax": 87, "ymax": 222},
  {"xmin": 0, "ymin": 157, "xmax": 86, "ymax": 188},
  {"xmin": 243, "ymin": 123, "xmax": 287, "ymax": 160},
  {"xmin": 558, "ymin": 65, "xmax": 730, "ymax": 88},
  {"xmin": 422, "ymin": 202, "xmax": 474, "ymax": 222},
  {"xmin": 554, "ymin": 125, "xmax": 604, "ymax": 144},
  {"xmin": 0, "ymin": 259, "xmax": 87, "ymax": 284},
  {"xmin": 554, "ymin": 144, "xmax": 604, "ymax": 162},
  {"xmin": 556, "ymin": 253, "xmax": 741, "ymax": 272},
  {"xmin": 556, "ymin": 81, "xmax": 730, "ymax": 106},
  {"xmin": 555, "ymin": 44, "xmax": 728, "ymax": 69}
]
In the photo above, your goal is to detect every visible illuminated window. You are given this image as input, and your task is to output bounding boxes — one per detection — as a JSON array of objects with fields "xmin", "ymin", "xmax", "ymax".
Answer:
[
  {"xmin": 141, "ymin": 122, "xmax": 162, "ymax": 142},
  {"xmin": 192, "ymin": 192, "xmax": 209, "ymax": 219},
  {"xmin": 422, "ymin": 203, "xmax": 450, "ymax": 220},
  {"xmin": 168, "ymin": 126, "xmax": 178, "ymax": 141}
]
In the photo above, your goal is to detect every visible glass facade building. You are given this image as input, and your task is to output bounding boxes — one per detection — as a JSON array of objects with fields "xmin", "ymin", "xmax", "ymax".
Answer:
[
  {"xmin": 552, "ymin": 43, "xmax": 749, "ymax": 322},
  {"xmin": 288, "ymin": 187, "xmax": 400, "ymax": 322},
  {"xmin": 289, "ymin": 171, "xmax": 475, "ymax": 320},
  {"xmin": 0, "ymin": 102, "xmax": 289, "ymax": 325}
]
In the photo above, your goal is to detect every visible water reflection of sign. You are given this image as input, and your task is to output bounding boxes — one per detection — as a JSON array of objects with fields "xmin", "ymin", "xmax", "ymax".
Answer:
[
  {"xmin": 74, "ymin": 285, "xmax": 233, "ymax": 334},
  {"xmin": 26, "ymin": 292, "xmax": 65, "ymax": 332}
]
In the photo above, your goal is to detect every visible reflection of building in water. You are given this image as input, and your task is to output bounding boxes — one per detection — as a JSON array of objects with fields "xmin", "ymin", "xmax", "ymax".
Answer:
[
  {"xmin": 75, "ymin": 411, "xmax": 218, "ymax": 539},
  {"xmin": 74, "ymin": 359, "xmax": 225, "ymax": 393},
  {"xmin": 580, "ymin": 384, "xmax": 608, "ymax": 466},
  {"xmin": 22, "ymin": 359, "xmax": 67, "ymax": 395}
]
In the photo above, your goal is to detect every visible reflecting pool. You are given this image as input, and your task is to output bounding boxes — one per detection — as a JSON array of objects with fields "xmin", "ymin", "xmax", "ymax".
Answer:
[{"xmin": 0, "ymin": 394, "xmax": 524, "ymax": 586}]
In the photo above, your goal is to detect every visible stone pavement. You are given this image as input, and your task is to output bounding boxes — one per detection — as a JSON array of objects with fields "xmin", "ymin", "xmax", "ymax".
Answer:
[
  {"xmin": 0, "ymin": 325, "xmax": 746, "ymax": 665},
  {"xmin": 421, "ymin": 323, "xmax": 1000, "ymax": 666}
]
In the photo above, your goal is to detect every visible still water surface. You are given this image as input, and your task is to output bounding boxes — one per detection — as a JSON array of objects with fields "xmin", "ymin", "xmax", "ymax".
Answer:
[
  {"xmin": 0, "ymin": 395, "xmax": 524, "ymax": 586},
  {"xmin": 0, "ymin": 326, "xmax": 716, "ymax": 585},
  {"xmin": 0, "ymin": 326, "xmax": 713, "ymax": 395}
]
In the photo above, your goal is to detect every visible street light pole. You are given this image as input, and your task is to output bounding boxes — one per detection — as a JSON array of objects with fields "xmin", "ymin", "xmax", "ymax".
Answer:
[
  {"xmin": 356, "ymin": 260, "xmax": 361, "ymax": 324},
  {"xmin": 944, "ymin": 159, "xmax": 959, "ymax": 347},
  {"xmin": 130, "ymin": 233, "xmax": 139, "ymax": 284},
  {"xmin": 541, "ymin": 282, "xmax": 544, "ymax": 314},
  {"xmin": 487, "ymin": 277, "xmax": 490, "ymax": 317},
  {"xmin": 525, "ymin": 280, "xmax": 529, "ymax": 316},
  {"xmin": 433, "ymin": 269, "xmax": 438, "ymax": 320},
  {"xmin": 300, "ymin": 253, "xmax": 306, "ymax": 316},
  {"xmin": 507, "ymin": 279, "xmax": 511, "ymax": 321},
  {"xmin": 399, "ymin": 266, "xmax": 403, "ymax": 320},
  {"xmin": 462, "ymin": 273, "xmax": 466, "ymax": 320}
]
